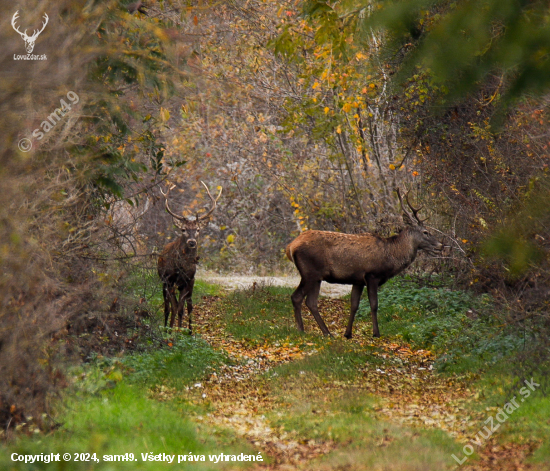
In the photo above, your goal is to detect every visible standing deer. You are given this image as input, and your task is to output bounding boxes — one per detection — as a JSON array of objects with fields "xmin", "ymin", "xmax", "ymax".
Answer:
[
  {"xmin": 157, "ymin": 182, "xmax": 222, "ymax": 332},
  {"xmin": 286, "ymin": 189, "xmax": 443, "ymax": 338}
]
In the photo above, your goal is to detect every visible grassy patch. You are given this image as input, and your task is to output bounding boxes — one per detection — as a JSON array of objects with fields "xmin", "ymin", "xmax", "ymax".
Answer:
[
  {"xmin": 122, "ymin": 334, "xmax": 229, "ymax": 388},
  {"xmin": 0, "ymin": 379, "xmax": 254, "ymax": 471},
  {"xmin": 267, "ymin": 353, "xmax": 458, "ymax": 471},
  {"xmin": 0, "ymin": 306, "xmax": 249, "ymax": 471},
  {"xmin": 461, "ymin": 371, "xmax": 550, "ymax": 465},
  {"xmin": 311, "ymin": 428, "xmax": 460, "ymax": 471},
  {"xmin": 220, "ymin": 285, "xmax": 308, "ymax": 343},
  {"xmin": 272, "ymin": 340, "xmax": 382, "ymax": 382},
  {"xmin": 357, "ymin": 276, "xmax": 522, "ymax": 373}
]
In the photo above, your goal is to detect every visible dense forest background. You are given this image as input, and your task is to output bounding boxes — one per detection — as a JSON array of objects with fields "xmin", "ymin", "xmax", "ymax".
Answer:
[{"xmin": 1, "ymin": 0, "xmax": 550, "ymax": 434}]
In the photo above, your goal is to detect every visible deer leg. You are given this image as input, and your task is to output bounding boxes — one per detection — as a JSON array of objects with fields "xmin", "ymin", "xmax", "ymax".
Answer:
[
  {"xmin": 186, "ymin": 280, "xmax": 194, "ymax": 335},
  {"xmin": 176, "ymin": 286, "xmax": 189, "ymax": 330},
  {"xmin": 167, "ymin": 285, "xmax": 178, "ymax": 328},
  {"xmin": 366, "ymin": 277, "xmax": 380, "ymax": 337},
  {"xmin": 162, "ymin": 283, "xmax": 171, "ymax": 327},
  {"xmin": 305, "ymin": 281, "xmax": 332, "ymax": 337},
  {"xmin": 344, "ymin": 284, "xmax": 364, "ymax": 339},
  {"xmin": 291, "ymin": 279, "xmax": 306, "ymax": 331}
]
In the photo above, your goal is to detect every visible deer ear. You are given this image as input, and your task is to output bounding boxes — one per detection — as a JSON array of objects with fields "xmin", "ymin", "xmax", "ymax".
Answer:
[{"xmin": 402, "ymin": 212, "xmax": 415, "ymax": 227}]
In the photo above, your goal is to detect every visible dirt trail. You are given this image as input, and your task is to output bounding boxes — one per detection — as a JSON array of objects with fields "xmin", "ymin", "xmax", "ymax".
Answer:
[{"xmin": 197, "ymin": 270, "xmax": 351, "ymax": 298}]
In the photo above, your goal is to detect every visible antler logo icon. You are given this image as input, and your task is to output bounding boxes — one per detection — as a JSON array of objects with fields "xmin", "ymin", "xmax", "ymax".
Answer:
[{"xmin": 11, "ymin": 11, "xmax": 48, "ymax": 54}]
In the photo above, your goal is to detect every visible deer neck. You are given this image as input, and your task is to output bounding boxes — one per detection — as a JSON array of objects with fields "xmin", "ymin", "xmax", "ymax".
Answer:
[{"xmin": 390, "ymin": 228, "xmax": 419, "ymax": 273}]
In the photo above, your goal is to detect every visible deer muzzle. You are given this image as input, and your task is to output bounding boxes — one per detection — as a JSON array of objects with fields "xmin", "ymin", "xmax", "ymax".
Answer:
[{"xmin": 187, "ymin": 239, "xmax": 197, "ymax": 248}]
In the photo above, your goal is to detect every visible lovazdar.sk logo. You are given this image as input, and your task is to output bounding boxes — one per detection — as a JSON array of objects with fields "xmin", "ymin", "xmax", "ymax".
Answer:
[{"xmin": 12, "ymin": 10, "xmax": 48, "ymax": 60}]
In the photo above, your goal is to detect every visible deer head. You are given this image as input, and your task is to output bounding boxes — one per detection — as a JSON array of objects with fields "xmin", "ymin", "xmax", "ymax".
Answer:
[
  {"xmin": 160, "ymin": 181, "xmax": 222, "ymax": 251},
  {"xmin": 12, "ymin": 11, "xmax": 48, "ymax": 54},
  {"xmin": 396, "ymin": 188, "xmax": 443, "ymax": 254}
]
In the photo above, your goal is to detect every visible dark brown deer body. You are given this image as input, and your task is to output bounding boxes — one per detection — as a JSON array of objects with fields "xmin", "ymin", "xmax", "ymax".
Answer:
[
  {"xmin": 286, "ymin": 190, "xmax": 443, "ymax": 338},
  {"xmin": 157, "ymin": 182, "xmax": 221, "ymax": 332}
]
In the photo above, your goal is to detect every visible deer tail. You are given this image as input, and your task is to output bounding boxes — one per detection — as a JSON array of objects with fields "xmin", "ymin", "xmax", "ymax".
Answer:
[{"xmin": 285, "ymin": 243, "xmax": 295, "ymax": 264}]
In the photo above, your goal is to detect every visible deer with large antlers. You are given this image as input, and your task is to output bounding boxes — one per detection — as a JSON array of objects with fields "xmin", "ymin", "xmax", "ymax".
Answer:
[
  {"xmin": 157, "ymin": 182, "xmax": 222, "ymax": 332},
  {"xmin": 12, "ymin": 11, "xmax": 48, "ymax": 54},
  {"xmin": 286, "ymin": 189, "xmax": 443, "ymax": 338}
]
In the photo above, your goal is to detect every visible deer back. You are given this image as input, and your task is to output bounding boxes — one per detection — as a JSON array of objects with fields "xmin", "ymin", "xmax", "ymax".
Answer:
[{"xmin": 287, "ymin": 230, "xmax": 421, "ymax": 283}]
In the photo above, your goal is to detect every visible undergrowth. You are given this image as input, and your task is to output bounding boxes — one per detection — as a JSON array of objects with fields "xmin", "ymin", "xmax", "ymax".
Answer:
[{"xmin": 357, "ymin": 276, "xmax": 523, "ymax": 373}]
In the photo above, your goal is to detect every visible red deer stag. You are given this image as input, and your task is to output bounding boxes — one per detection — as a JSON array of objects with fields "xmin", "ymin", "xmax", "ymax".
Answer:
[
  {"xmin": 157, "ymin": 182, "xmax": 222, "ymax": 332},
  {"xmin": 286, "ymin": 189, "xmax": 443, "ymax": 338}
]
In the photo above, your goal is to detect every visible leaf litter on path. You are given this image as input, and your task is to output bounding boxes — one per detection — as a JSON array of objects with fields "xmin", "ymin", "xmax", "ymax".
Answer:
[{"xmin": 161, "ymin": 294, "xmax": 541, "ymax": 470}]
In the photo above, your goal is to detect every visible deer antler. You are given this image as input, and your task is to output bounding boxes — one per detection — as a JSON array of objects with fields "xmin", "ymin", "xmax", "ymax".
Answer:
[
  {"xmin": 160, "ymin": 184, "xmax": 187, "ymax": 222},
  {"xmin": 396, "ymin": 188, "xmax": 429, "ymax": 225},
  {"xmin": 404, "ymin": 192, "xmax": 429, "ymax": 224},
  {"xmin": 197, "ymin": 181, "xmax": 222, "ymax": 221}
]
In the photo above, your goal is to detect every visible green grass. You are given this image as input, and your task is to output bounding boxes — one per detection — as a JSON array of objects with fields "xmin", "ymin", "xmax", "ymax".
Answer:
[
  {"xmin": 271, "ymin": 340, "xmax": 382, "ymax": 381},
  {"xmin": 0, "ymin": 328, "xmax": 250, "ymax": 471},
  {"xmin": 1, "ymin": 383, "xmax": 212, "ymax": 471},
  {"xmin": 357, "ymin": 276, "xmax": 522, "ymax": 373},
  {"xmin": 220, "ymin": 285, "xmax": 310, "ymax": 343},
  {"xmin": 0, "ymin": 380, "xmax": 254, "ymax": 471},
  {"xmin": 122, "ymin": 334, "xmax": 229, "ymax": 387},
  {"xmin": 459, "ymin": 368, "xmax": 550, "ymax": 465},
  {"xmin": 226, "ymin": 281, "xmax": 549, "ymax": 468}
]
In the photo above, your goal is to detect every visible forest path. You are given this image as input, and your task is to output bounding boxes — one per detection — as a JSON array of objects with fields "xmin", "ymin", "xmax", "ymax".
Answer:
[{"xmin": 179, "ymin": 280, "xmax": 539, "ymax": 471}]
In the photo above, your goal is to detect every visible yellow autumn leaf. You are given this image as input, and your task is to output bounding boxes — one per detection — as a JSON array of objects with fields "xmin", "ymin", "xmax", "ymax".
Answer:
[
  {"xmin": 160, "ymin": 107, "xmax": 170, "ymax": 122},
  {"xmin": 342, "ymin": 103, "xmax": 352, "ymax": 113},
  {"xmin": 336, "ymin": 126, "xmax": 342, "ymax": 134},
  {"xmin": 312, "ymin": 81, "xmax": 320, "ymax": 90},
  {"xmin": 324, "ymin": 107, "xmax": 330, "ymax": 114},
  {"xmin": 226, "ymin": 234, "xmax": 235, "ymax": 244},
  {"xmin": 389, "ymin": 164, "xmax": 396, "ymax": 170}
]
